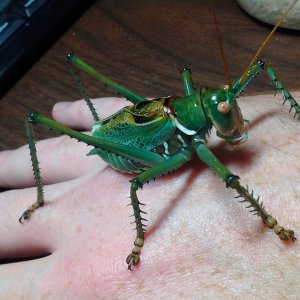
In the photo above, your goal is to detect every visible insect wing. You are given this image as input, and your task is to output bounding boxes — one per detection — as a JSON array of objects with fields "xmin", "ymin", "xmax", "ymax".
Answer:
[{"xmin": 92, "ymin": 106, "xmax": 176, "ymax": 150}]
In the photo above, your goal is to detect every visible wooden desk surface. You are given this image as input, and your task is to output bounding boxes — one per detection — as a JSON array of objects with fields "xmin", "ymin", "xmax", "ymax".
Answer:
[{"xmin": 0, "ymin": 0, "xmax": 299, "ymax": 150}]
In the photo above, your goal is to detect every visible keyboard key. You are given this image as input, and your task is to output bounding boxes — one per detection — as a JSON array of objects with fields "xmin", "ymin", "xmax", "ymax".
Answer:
[
  {"xmin": 10, "ymin": 0, "xmax": 48, "ymax": 18},
  {"xmin": 0, "ymin": 13, "xmax": 25, "ymax": 46}
]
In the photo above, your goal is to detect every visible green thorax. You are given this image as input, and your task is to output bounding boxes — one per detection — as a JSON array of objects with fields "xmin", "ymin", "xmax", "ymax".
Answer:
[{"xmin": 172, "ymin": 93, "xmax": 207, "ymax": 134}]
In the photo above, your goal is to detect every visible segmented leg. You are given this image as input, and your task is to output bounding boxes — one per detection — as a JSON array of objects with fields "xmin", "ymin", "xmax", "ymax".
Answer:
[
  {"xmin": 193, "ymin": 136, "xmax": 296, "ymax": 242},
  {"xmin": 265, "ymin": 62, "xmax": 300, "ymax": 120},
  {"xmin": 19, "ymin": 112, "xmax": 166, "ymax": 222},
  {"xmin": 227, "ymin": 176, "xmax": 295, "ymax": 241},
  {"xmin": 126, "ymin": 149, "xmax": 192, "ymax": 270},
  {"xmin": 19, "ymin": 118, "xmax": 45, "ymax": 223},
  {"xmin": 68, "ymin": 60, "xmax": 100, "ymax": 123},
  {"xmin": 232, "ymin": 60, "xmax": 300, "ymax": 119},
  {"xmin": 67, "ymin": 53, "xmax": 147, "ymax": 105},
  {"xmin": 181, "ymin": 68, "xmax": 195, "ymax": 96}
]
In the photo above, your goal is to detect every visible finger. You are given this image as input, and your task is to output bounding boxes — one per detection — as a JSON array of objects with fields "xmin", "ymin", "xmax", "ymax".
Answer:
[
  {"xmin": 0, "ymin": 175, "xmax": 88, "ymax": 258},
  {"xmin": 52, "ymin": 97, "xmax": 128, "ymax": 130},
  {"xmin": 0, "ymin": 187, "xmax": 56, "ymax": 259},
  {"xmin": 0, "ymin": 171, "xmax": 114, "ymax": 259},
  {"xmin": 0, "ymin": 135, "xmax": 106, "ymax": 188},
  {"xmin": 0, "ymin": 258, "xmax": 47, "ymax": 298}
]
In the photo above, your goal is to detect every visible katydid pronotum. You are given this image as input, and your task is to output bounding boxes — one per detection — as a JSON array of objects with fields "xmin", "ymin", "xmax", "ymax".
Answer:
[{"xmin": 19, "ymin": 2, "xmax": 298, "ymax": 270}]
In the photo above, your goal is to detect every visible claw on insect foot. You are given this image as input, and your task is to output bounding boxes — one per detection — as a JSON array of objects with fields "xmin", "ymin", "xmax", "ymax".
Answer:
[
  {"xmin": 263, "ymin": 215, "xmax": 296, "ymax": 242},
  {"xmin": 126, "ymin": 251, "xmax": 140, "ymax": 271},
  {"xmin": 19, "ymin": 202, "xmax": 42, "ymax": 224},
  {"xmin": 126, "ymin": 237, "xmax": 144, "ymax": 271},
  {"xmin": 274, "ymin": 225, "xmax": 296, "ymax": 242}
]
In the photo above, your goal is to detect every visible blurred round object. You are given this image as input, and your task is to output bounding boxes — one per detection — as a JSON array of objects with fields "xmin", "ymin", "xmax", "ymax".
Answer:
[{"xmin": 236, "ymin": 0, "xmax": 300, "ymax": 30}]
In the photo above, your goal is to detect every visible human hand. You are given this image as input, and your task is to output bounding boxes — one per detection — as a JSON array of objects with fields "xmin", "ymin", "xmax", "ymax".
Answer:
[{"xmin": 0, "ymin": 94, "xmax": 299, "ymax": 299}]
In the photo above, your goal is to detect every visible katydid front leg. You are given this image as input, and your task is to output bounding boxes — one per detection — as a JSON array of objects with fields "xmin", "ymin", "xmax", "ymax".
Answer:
[
  {"xmin": 232, "ymin": 60, "xmax": 300, "ymax": 120},
  {"xmin": 193, "ymin": 136, "xmax": 296, "ymax": 242}
]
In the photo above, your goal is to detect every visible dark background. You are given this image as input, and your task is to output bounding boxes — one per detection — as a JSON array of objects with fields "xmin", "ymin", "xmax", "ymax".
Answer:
[{"xmin": 0, "ymin": 0, "xmax": 299, "ymax": 150}]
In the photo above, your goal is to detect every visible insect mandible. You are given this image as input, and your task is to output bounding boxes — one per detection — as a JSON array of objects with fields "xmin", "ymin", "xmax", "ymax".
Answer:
[{"xmin": 19, "ymin": 2, "xmax": 299, "ymax": 270}]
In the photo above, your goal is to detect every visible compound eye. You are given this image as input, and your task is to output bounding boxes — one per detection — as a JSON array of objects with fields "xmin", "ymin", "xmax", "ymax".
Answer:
[{"xmin": 217, "ymin": 102, "xmax": 230, "ymax": 114}]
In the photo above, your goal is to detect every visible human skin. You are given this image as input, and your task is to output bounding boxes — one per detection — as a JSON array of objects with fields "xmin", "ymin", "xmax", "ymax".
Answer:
[{"xmin": 0, "ymin": 94, "xmax": 299, "ymax": 299}]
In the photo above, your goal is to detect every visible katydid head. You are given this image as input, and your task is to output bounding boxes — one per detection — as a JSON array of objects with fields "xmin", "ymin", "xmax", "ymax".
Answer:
[{"xmin": 202, "ymin": 87, "xmax": 249, "ymax": 145}]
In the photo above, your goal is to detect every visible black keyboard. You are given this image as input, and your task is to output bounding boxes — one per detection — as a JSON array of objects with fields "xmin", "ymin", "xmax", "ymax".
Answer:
[{"xmin": 0, "ymin": 0, "xmax": 95, "ymax": 97}]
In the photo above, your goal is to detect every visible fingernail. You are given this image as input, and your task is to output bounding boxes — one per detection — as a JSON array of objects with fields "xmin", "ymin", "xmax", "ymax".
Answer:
[{"xmin": 53, "ymin": 102, "xmax": 71, "ymax": 112}]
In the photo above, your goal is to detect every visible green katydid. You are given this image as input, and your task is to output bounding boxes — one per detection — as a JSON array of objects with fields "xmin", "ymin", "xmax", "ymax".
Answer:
[{"xmin": 19, "ymin": 3, "xmax": 299, "ymax": 270}]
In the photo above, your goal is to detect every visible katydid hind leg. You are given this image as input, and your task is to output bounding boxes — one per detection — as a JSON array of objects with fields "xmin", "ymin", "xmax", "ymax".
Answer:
[
  {"xmin": 19, "ymin": 112, "xmax": 165, "ymax": 223},
  {"xmin": 126, "ymin": 150, "xmax": 192, "ymax": 270},
  {"xmin": 19, "ymin": 117, "xmax": 45, "ymax": 223},
  {"xmin": 66, "ymin": 53, "xmax": 147, "ymax": 105},
  {"xmin": 193, "ymin": 137, "xmax": 296, "ymax": 242},
  {"xmin": 68, "ymin": 60, "xmax": 100, "ymax": 123}
]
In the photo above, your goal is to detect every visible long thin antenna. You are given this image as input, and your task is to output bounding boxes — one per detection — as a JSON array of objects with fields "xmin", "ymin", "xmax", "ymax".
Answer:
[
  {"xmin": 211, "ymin": 0, "xmax": 232, "ymax": 87},
  {"xmin": 239, "ymin": 0, "xmax": 298, "ymax": 84}
]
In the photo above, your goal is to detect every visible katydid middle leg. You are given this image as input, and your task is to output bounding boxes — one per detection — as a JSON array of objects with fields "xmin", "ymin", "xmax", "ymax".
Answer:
[{"xmin": 126, "ymin": 149, "xmax": 193, "ymax": 270}]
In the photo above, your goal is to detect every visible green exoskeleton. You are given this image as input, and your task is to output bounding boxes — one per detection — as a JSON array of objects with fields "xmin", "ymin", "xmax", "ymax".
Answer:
[{"xmin": 19, "ymin": 5, "xmax": 298, "ymax": 270}]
